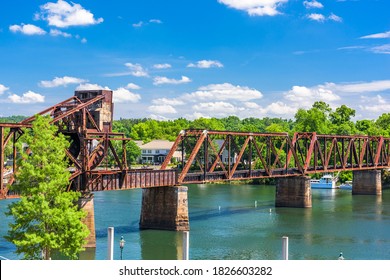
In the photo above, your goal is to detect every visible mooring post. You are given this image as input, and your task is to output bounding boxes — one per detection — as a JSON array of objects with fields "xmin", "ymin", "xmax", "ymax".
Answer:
[
  {"xmin": 107, "ymin": 227, "xmax": 114, "ymax": 260},
  {"xmin": 182, "ymin": 231, "xmax": 189, "ymax": 260},
  {"xmin": 282, "ymin": 236, "xmax": 289, "ymax": 260}
]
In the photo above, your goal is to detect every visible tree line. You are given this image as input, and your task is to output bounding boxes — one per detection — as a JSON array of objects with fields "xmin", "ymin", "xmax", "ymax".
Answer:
[{"xmin": 112, "ymin": 101, "xmax": 390, "ymax": 141}]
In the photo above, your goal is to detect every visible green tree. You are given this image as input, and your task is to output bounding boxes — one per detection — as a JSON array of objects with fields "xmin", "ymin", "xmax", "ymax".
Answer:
[
  {"xmin": 356, "ymin": 119, "xmax": 382, "ymax": 136},
  {"xmin": 189, "ymin": 117, "xmax": 225, "ymax": 130},
  {"xmin": 5, "ymin": 115, "xmax": 89, "ymax": 260},
  {"xmin": 376, "ymin": 113, "xmax": 390, "ymax": 136},
  {"xmin": 220, "ymin": 116, "xmax": 242, "ymax": 131},
  {"xmin": 329, "ymin": 105, "xmax": 356, "ymax": 135},
  {"xmin": 265, "ymin": 123, "xmax": 286, "ymax": 133},
  {"xmin": 330, "ymin": 105, "xmax": 355, "ymax": 126},
  {"xmin": 294, "ymin": 105, "xmax": 331, "ymax": 134},
  {"xmin": 108, "ymin": 140, "xmax": 142, "ymax": 166}
]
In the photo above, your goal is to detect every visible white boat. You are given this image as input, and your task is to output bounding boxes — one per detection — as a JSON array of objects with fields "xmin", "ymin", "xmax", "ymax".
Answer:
[
  {"xmin": 310, "ymin": 173, "xmax": 338, "ymax": 189},
  {"xmin": 339, "ymin": 180, "xmax": 352, "ymax": 190}
]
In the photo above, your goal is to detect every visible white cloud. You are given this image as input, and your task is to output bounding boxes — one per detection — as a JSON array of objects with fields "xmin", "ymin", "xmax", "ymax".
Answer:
[
  {"xmin": 242, "ymin": 101, "xmax": 297, "ymax": 117},
  {"xmin": 303, "ymin": 1, "xmax": 323, "ymax": 9},
  {"xmin": 360, "ymin": 30, "xmax": 390, "ymax": 39},
  {"xmin": 244, "ymin": 102, "xmax": 261, "ymax": 109},
  {"xmin": 264, "ymin": 102, "xmax": 297, "ymax": 115},
  {"xmin": 284, "ymin": 85, "xmax": 340, "ymax": 107},
  {"xmin": 153, "ymin": 76, "xmax": 191, "ymax": 85},
  {"xmin": 187, "ymin": 60, "xmax": 224, "ymax": 68},
  {"xmin": 359, "ymin": 95, "xmax": 390, "ymax": 114},
  {"xmin": 193, "ymin": 102, "xmax": 240, "ymax": 115},
  {"xmin": 124, "ymin": 63, "xmax": 149, "ymax": 77},
  {"xmin": 148, "ymin": 105, "xmax": 177, "ymax": 114},
  {"xmin": 218, "ymin": 0, "xmax": 288, "ymax": 16},
  {"xmin": 280, "ymin": 80, "xmax": 390, "ymax": 117},
  {"xmin": 184, "ymin": 112, "xmax": 210, "ymax": 120},
  {"xmin": 126, "ymin": 83, "xmax": 141, "ymax": 90},
  {"xmin": 307, "ymin": 13, "xmax": 342, "ymax": 22},
  {"xmin": 329, "ymin": 13, "xmax": 342, "ymax": 22},
  {"xmin": 149, "ymin": 114, "xmax": 169, "ymax": 121},
  {"xmin": 184, "ymin": 83, "xmax": 263, "ymax": 102},
  {"xmin": 9, "ymin": 24, "xmax": 46, "ymax": 35},
  {"xmin": 152, "ymin": 98, "xmax": 185, "ymax": 106},
  {"xmin": 133, "ymin": 19, "xmax": 162, "ymax": 28},
  {"xmin": 337, "ymin": 46, "xmax": 365, "ymax": 51},
  {"xmin": 307, "ymin": 13, "xmax": 325, "ymax": 22},
  {"xmin": 49, "ymin": 28, "xmax": 72, "ymax": 37},
  {"xmin": 370, "ymin": 44, "xmax": 390, "ymax": 54},
  {"xmin": 149, "ymin": 19, "xmax": 162, "ymax": 24},
  {"xmin": 38, "ymin": 0, "xmax": 103, "ymax": 28},
  {"xmin": 330, "ymin": 80, "xmax": 390, "ymax": 93},
  {"xmin": 132, "ymin": 21, "xmax": 144, "ymax": 28},
  {"xmin": 153, "ymin": 63, "xmax": 172, "ymax": 69},
  {"xmin": 0, "ymin": 84, "xmax": 9, "ymax": 95},
  {"xmin": 8, "ymin": 91, "xmax": 45, "ymax": 104},
  {"xmin": 76, "ymin": 83, "xmax": 110, "ymax": 90},
  {"xmin": 113, "ymin": 87, "xmax": 141, "ymax": 103},
  {"xmin": 39, "ymin": 76, "xmax": 87, "ymax": 88}
]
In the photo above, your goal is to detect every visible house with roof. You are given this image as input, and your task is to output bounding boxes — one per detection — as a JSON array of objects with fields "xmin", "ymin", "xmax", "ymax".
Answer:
[
  {"xmin": 137, "ymin": 140, "xmax": 182, "ymax": 165},
  {"xmin": 214, "ymin": 139, "xmax": 237, "ymax": 165}
]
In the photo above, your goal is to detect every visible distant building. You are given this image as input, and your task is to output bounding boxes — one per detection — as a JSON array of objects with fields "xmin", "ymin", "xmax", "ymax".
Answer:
[
  {"xmin": 214, "ymin": 140, "xmax": 237, "ymax": 164},
  {"xmin": 137, "ymin": 140, "xmax": 182, "ymax": 164}
]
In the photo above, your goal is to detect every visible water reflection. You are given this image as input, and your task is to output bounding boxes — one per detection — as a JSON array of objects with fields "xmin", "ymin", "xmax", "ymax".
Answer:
[{"xmin": 140, "ymin": 230, "xmax": 183, "ymax": 260}]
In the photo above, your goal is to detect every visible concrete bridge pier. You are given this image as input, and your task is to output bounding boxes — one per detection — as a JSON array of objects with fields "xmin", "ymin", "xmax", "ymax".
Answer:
[
  {"xmin": 352, "ymin": 170, "xmax": 382, "ymax": 195},
  {"xmin": 78, "ymin": 193, "xmax": 96, "ymax": 248},
  {"xmin": 275, "ymin": 176, "xmax": 312, "ymax": 208},
  {"xmin": 140, "ymin": 186, "xmax": 189, "ymax": 231}
]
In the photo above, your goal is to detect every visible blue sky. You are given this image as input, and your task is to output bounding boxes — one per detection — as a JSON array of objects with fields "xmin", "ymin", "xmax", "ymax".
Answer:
[{"xmin": 0, "ymin": 0, "xmax": 389, "ymax": 121}]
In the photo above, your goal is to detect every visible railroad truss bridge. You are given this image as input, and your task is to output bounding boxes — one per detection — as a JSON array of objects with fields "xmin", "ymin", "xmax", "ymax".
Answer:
[{"xmin": 1, "ymin": 90, "xmax": 389, "ymax": 246}]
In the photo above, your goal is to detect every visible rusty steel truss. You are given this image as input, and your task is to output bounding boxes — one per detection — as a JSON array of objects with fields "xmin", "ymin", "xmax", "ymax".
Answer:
[
  {"xmin": 0, "ymin": 90, "xmax": 176, "ymax": 199},
  {"xmin": 160, "ymin": 130, "xmax": 390, "ymax": 184},
  {"xmin": 2, "ymin": 90, "xmax": 390, "ymax": 199}
]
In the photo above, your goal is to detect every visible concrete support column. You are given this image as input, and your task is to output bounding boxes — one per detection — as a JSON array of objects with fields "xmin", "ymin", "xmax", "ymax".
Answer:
[
  {"xmin": 78, "ymin": 193, "xmax": 96, "ymax": 248},
  {"xmin": 352, "ymin": 170, "xmax": 382, "ymax": 195},
  {"xmin": 275, "ymin": 176, "xmax": 312, "ymax": 208},
  {"xmin": 140, "ymin": 186, "xmax": 189, "ymax": 231}
]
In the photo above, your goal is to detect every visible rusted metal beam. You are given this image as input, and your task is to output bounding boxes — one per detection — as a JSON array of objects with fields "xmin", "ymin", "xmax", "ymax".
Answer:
[
  {"xmin": 178, "ymin": 131, "xmax": 207, "ymax": 183},
  {"xmin": 0, "ymin": 123, "xmax": 32, "ymax": 128},
  {"xmin": 21, "ymin": 96, "xmax": 79, "ymax": 124},
  {"xmin": 229, "ymin": 136, "xmax": 250, "ymax": 179},
  {"xmin": 208, "ymin": 136, "xmax": 228, "ymax": 176},
  {"xmin": 52, "ymin": 95, "xmax": 104, "ymax": 124},
  {"xmin": 160, "ymin": 130, "xmax": 184, "ymax": 170},
  {"xmin": 374, "ymin": 137, "xmax": 384, "ymax": 167}
]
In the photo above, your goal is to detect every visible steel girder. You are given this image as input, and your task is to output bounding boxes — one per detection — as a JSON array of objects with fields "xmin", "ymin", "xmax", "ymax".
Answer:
[{"xmin": 161, "ymin": 130, "xmax": 390, "ymax": 184}]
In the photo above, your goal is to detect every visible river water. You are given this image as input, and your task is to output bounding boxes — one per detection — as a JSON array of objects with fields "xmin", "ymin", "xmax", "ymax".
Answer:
[{"xmin": 1, "ymin": 184, "xmax": 390, "ymax": 260}]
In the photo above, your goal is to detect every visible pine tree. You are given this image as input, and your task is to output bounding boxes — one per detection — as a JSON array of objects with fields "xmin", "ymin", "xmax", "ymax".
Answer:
[{"xmin": 5, "ymin": 115, "xmax": 89, "ymax": 260}]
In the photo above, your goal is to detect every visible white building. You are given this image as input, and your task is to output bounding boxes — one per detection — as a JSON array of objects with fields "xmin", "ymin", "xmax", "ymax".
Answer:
[
  {"xmin": 138, "ymin": 140, "xmax": 182, "ymax": 164},
  {"xmin": 214, "ymin": 139, "xmax": 237, "ymax": 164}
]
